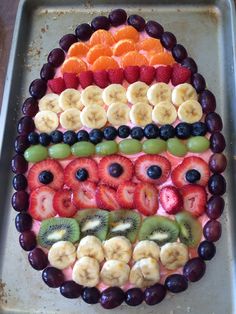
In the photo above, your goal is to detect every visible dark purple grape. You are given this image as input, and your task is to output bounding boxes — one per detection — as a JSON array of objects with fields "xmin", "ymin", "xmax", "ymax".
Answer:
[
  {"xmin": 210, "ymin": 132, "xmax": 226, "ymax": 153},
  {"xmin": 19, "ymin": 231, "xmax": 36, "ymax": 251},
  {"xmin": 208, "ymin": 174, "xmax": 226, "ymax": 196},
  {"xmin": 199, "ymin": 90, "xmax": 216, "ymax": 113},
  {"xmin": 172, "ymin": 44, "xmax": 188, "ymax": 62},
  {"xmin": 145, "ymin": 20, "xmax": 164, "ymax": 39},
  {"xmin": 203, "ymin": 220, "xmax": 222, "ymax": 242},
  {"xmin": 144, "ymin": 283, "xmax": 166, "ymax": 305},
  {"xmin": 191, "ymin": 73, "xmax": 206, "ymax": 93},
  {"xmin": 100, "ymin": 287, "xmax": 125, "ymax": 309},
  {"xmin": 15, "ymin": 212, "xmax": 32, "ymax": 232},
  {"xmin": 12, "ymin": 191, "xmax": 29, "ymax": 212},
  {"xmin": 47, "ymin": 48, "xmax": 65, "ymax": 67},
  {"xmin": 206, "ymin": 195, "xmax": 225, "ymax": 219},
  {"xmin": 14, "ymin": 135, "xmax": 30, "ymax": 154},
  {"xmin": 181, "ymin": 57, "xmax": 198, "ymax": 74},
  {"xmin": 161, "ymin": 31, "xmax": 177, "ymax": 50},
  {"xmin": 209, "ymin": 153, "xmax": 227, "ymax": 173},
  {"xmin": 127, "ymin": 14, "xmax": 146, "ymax": 31},
  {"xmin": 12, "ymin": 174, "xmax": 28, "ymax": 191},
  {"xmin": 91, "ymin": 16, "xmax": 110, "ymax": 31},
  {"xmin": 17, "ymin": 116, "xmax": 35, "ymax": 135},
  {"xmin": 40, "ymin": 63, "xmax": 55, "ymax": 81},
  {"xmin": 22, "ymin": 97, "xmax": 39, "ymax": 117},
  {"xmin": 42, "ymin": 267, "xmax": 64, "ymax": 288},
  {"xmin": 60, "ymin": 281, "xmax": 82, "ymax": 299},
  {"xmin": 165, "ymin": 274, "xmax": 188, "ymax": 293},
  {"xmin": 109, "ymin": 8, "xmax": 127, "ymax": 26},
  {"xmin": 183, "ymin": 257, "xmax": 206, "ymax": 282},
  {"xmin": 75, "ymin": 23, "xmax": 93, "ymax": 41},
  {"xmin": 81, "ymin": 287, "xmax": 100, "ymax": 304},
  {"xmin": 28, "ymin": 248, "xmax": 48, "ymax": 270},
  {"xmin": 29, "ymin": 79, "xmax": 47, "ymax": 99},
  {"xmin": 11, "ymin": 154, "xmax": 28, "ymax": 174},
  {"xmin": 59, "ymin": 33, "xmax": 77, "ymax": 51},
  {"xmin": 125, "ymin": 288, "xmax": 144, "ymax": 306},
  {"xmin": 198, "ymin": 240, "xmax": 216, "ymax": 260},
  {"xmin": 205, "ymin": 112, "xmax": 223, "ymax": 133}
]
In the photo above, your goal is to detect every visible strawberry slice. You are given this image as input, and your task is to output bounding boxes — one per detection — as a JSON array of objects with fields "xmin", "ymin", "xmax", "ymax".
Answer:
[
  {"xmin": 134, "ymin": 182, "xmax": 158, "ymax": 216},
  {"xmin": 98, "ymin": 155, "xmax": 133, "ymax": 187},
  {"xmin": 95, "ymin": 185, "xmax": 120, "ymax": 211},
  {"xmin": 28, "ymin": 186, "xmax": 56, "ymax": 221},
  {"xmin": 28, "ymin": 159, "xmax": 64, "ymax": 191},
  {"xmin": 72, "ymin": 182, "xmax": 97, "ymax": 209},
  {"xmin": 181, "ymin": 184, "xmax": 207, "ymax": 217},
  {"xmin": 159, "ymin": 185, "xmax": 183, "ymax": 214},
  {"xmin": 171, "ymin": 156, "xmax": 210, "ymax": 188},
  {"xmin": 64, "ymin": 158, "xmax": 98, "ymax": 190},
  {"xmin": 116, "ymin": 182, "xmax": 136, "ymax": 209},
  {"xmin": 53, "ymin": 189, "xmax": 77, "ymax": 217},
  {"xmin": 134, "ymin": 155, "xmax": 171, "ymax": 185}
]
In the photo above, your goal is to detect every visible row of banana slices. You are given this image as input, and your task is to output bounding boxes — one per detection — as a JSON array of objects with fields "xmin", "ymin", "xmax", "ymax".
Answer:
[{"xmin": 48, "ymin": 235, "xmax": 189, "ymax": 288}]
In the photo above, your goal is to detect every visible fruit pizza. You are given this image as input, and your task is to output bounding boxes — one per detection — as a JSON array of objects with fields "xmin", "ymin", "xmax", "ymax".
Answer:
[{"xmin": 12, "ymin": 8, "xmax": 227, "ymax": 309}]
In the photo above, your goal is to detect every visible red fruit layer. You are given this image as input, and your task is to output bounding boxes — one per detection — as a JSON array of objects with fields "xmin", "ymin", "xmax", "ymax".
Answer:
[
  {"xmin": 93, "ymin": 70, "xmax": 110, "ymax": 88},
  {"xmin": 116, "ymin": 181, "xmax": 136, "ymax": 209},
  {"xmin": 171, "ymin": 63, "xmax": 191, "ymax": 86},
  {"xmin": 79, "ymin": 70, "xmax": 94, "ymax": 88},
  {"xmin": 48, "ymin": 77, "xmax": 66, "ymax": 94},
  {"xmin": 95, "ymin": 185, "xmax": 120, "ymax": 211},
  {"xmin": 134, "ymin": 182, "xmax": 158, "ymax": 216},
  {"xmin": 63, "ymin": 73, "xmax": 79, "ymax": 89},
  {"xmin": 156, "ymin": 65, "xmax": 173, "ymax": 83},
  {"xmin": 53, "ymin": 189, "xmax": 77, "ymax": 217},
  {"xmin": 159, "ymin": 185, "xmax": 183, "ymax": 215},
  {"xmin": 140, "ymin": 65, "xmax": 155, "ymax": 84},
  {"xmin": 72, "ymin": 181, "xmax": 97, "ymax": 209},
  {"xmin": 108, "ymin": 68, "xmax": 124, "ymax": 84},
  {"xmin": 181, "ymin": 184, "xmax": 207, "ymax": 217}
]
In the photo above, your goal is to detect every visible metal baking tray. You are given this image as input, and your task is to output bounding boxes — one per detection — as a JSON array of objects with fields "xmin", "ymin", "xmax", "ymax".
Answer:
[{"xmin": 0, "ymin": 0, "xmax": 235, "ymax": 313}]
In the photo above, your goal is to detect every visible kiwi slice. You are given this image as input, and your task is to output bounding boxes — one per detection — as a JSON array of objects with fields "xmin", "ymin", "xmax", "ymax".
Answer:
[
  {"xmin": 108, "ymin": 210, "xmax": 141, "ymax": 243},
  {"xmin": 138, "ymin": 216, "xmax": 179, "ymax": 246},
  {"xmin": 175, "ymin": 211, "xmax": 202, "ymax": 248},
  {"xmin": 75, "ymin": 209, "xmax": 109, "ymax": 241},
  {"xmin": 38, "ymin": 217, "xmax": 80, "ymax": 248}
]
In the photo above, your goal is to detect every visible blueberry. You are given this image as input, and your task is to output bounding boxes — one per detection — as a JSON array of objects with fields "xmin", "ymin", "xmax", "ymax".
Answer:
[
  {"xmin": 118, "ymin": 125, "xmax": 130, "ymax": 138},
  {"xmin": 77, "ymin": 130, "xmax": 89, "ymax": 142},
  {"xmin": 38, "ymin": 171, "xmax": 54, "ymax": 184},
  {"xmin": 63, "ymin": 131, "xmax": 77, "ymax": 145},
  {"xmin": 147, "ymin": 165, "xmax": 162, "ymax": 179},
  {"xmin": 28, "ymin": 132, "xmax": 39, "ymax": 145},
  {"xmin": 185, "ymin": 169, "xmax": 201, "ymax": 183},
  {"xmin": 50, "ymin": 130, "xmax": 63, "ymax": 143},
  {"xmin": 108, "ymin": 163, "xmax": 123, "ymax": 178},
  {"xmin": 159, "ymin": 125, "xmax": 175, "ymax": 140},
  {"xmin": 191, "ymin": 122, "xmax": 208, "ymax": 136},
  {"xmin": 75, "ymin": 168, "xmax": 88, "ymax": 181},
  {"xmin": 175, "ymin": 123, "xmax": 192, "ymax": 139},
  {"xmin": 131, "ymin": 127, "xmax": 144, "ymax": 140},
  {"xmin": 39, "ymin": 133, "xmax": 51, "ymax": 146},
  {"xmin": 103, "ymin": 126, "xmax": 117, "ymax": 140},
  {"xmin": 144, "ymin": 124, "xmax": 159, "ymax": 139},
  {"xmin": 89, "ymin": 129, "xmax": 104, "ymax": 144}
]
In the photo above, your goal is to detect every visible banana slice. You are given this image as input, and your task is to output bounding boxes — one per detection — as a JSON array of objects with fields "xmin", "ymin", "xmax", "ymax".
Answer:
[
  {"xmin": 81, "ymin": 85, "xmax": 103, "ymax": 107},
  {"xmin": 133, "ymin": 240, "xmax": 160, "ymax": 262},
  {"xmin": 72, "ymin": 256, "xmax": 100, "ymax": 287},
  {"xmin": 77, "ymin": 235, "xmax": 104, "ymax": 263},
  {"xmin": 152, "ymin": 101, "xmax": 177, "ymax": 125},
  {"xmin": 107, "ymin": 102, "xmax": 130, "ymax": 126},
  {"xmin": 147, "ymin": 83, "xmax": 172, "ymax": 106},
  {"xmin": 127, "ymin": 81, "xmax": 149, "ymax": 104},
  {"xmin": 34, "ymin": 110, "xmax": 59, "ymax": 133},
  {"xmin": 48, "ymin": 241, "xmax": 76, "ymax": 270},
  {"xmin": 100, "ymin": 260, "xmax": 130, "ymax": 287},
  {"xmin": 102, "ymin": 84, "xmax": 127, "ymax": 105},
  {"xmin": 80, "ymin": 104, "xmax": 107, "ymax": 129},
  {"xmin": 130, "ymin": 102, "xmax": 152, "ymax": 126},
  {"xmin": 160, "ymin": 242, "xmax": 189, "ymax": 270},
  {"xmin": 103, "ymin": 236, "xmax": 132, "ymax": 263},
  {"xmin": 59, "ymin": 108, "xmax": 82, "ymax": 130},
  {"xmin": 172, "ymin": 83, "xmax": 198, "ymax": 107},
  {"xmin": 59, "ymin": 88, "xmax": 83, "ymax": 111},
  {"xmin": 129, "ymin": 257, "xmax": 160, "ymax": 288},
  {"xmin": 178, "ymin": 100, "xmax": 203, "ymax": 123},
  {"xmin": 38, "ymin": 93, "xmax": 61, "ymax": 113}
]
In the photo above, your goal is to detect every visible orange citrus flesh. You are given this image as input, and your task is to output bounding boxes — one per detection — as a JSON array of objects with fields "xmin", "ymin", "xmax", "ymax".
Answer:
[
  {"xmin": 91, "ymin": 56, "xmax": 119, "ymax": 71},
  {"xmin": 114, "ymin": 26, "xmax": 140, "ymax": 42},
  {"xmin": 137, "ymin": 38, "xmax": 164, "ymax": 54},
  {"xmin": 113, "ymin": 39, "xmax": 137, "ymax": 56},
  {"xmin": 87, "ymin": 44, "xmax": 113, "ymax": 64},
  {"xmin": 89, "ymin": 30, "xmax": 115, "ymax": 47},
  {"xmin": 61, "ymin": 57, "xmax": 88, "ymax": 74},
  {"xmin": 67, "ymin": 42, "xmax": 89, "ymax": 58},
  {"xmin": 122, "ymin": 51, "xmax": 148, "ymax": 67},
  {"xmin": 149, "ymin": 52, "xmax": 176, "ymax": 66}
]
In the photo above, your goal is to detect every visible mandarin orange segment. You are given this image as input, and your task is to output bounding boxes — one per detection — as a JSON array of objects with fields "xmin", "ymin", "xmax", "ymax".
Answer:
[
  {"xmin": 137, "ymin": 38, "xmax": 164, "ymax": 54},
  {"xmin": 91, "ymin": 56, "xmax": 119, "ymax": 71},
  {"xmin": 149, "ymin": 52, "xmax": 176, "ymax": 66},
  {"xmin": 89, "ymin": 30, "xmax": 115, "ymax": 47},
  {"xmin": 114, "ymin": 26, "xmax": 140, "ymax": 42},
  {"xmin": 86, "ymin": 44, "xmax": 112, "ymax": 64},
  {"xmin": 113, "ymin": 39, "xmax": 136, "ymax": 57},
  {"xmin": 61, "ymin": 57, "xmax": 87, "ymax": 74},
  {"xmin": 121, "ymin": 51, "xmax": 148, "ymax": 67},
  {"xmin": 67, "ymin": 42, "xmax": 89, "ymax": 58}
]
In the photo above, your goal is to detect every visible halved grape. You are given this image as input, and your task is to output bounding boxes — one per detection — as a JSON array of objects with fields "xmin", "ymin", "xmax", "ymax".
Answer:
[
  {"xmin": 206, "ymin": 195, "xmax": 224, "ymax": 219},
  {"xmin": 127, "ymin": 14, "xmax": 146, "ymax": 31},
  {"xmin": 14, "ymin": 135, "xmax": 29, "ymax": 154},
  {"xmin": 198, "ymin": 240, "xmax": 216, "ymax": 260},
  {"xmin": 161, "ymin": 32, "xmax": 177, "ymax": 50},
  {"xmin": 71, "ymin": 141, "xmax": 95, "ymax": 157},
  {"xmin": 210, "ymin": 132, "xmax": 226, "ymax": 153},
  {"xmin": 48, "ymin": 144, "xmax": 71, "ymax": 159},
  {"xmin": 91, "ymin": 16, "xmax": 110, "ymax": 31},
  {"xmin": 183, "ymin": 257, "xmax": 206, "ymax": 282},
  {"xmin": 165, "ymin": 274, "xmax": 188, "ymax": 293},
  {"xmin": 198, "ymin": 90, "xmax": 216, "ymax": 113},
  {"xmin": 143, "ymin": 139, "xmax": 167, "ymax": 154},
  {"xmin": 22, "ymin": 97, "xmax": 39, "ymax": 117},
  {"xmin": 59, "ymin": 33, "xmax": 77, "ymax": 51},
  {"xmin": 60, "ymin": 281, "xmax": 82, "ymax": 299},
  {"xmin": 19, "ymin": 231, "xmax": 37, "ymax": 251},
  {"xmin": 11, "ymin": 154, "xmax": 28, "ymax": 174},
  {"xmin": 28, "ymin": 248, "xmax": 48, "ymax": 270},
  {"xmin": 167, "ymin": 138, "xmax": 187, "ymax": 156},
  {"xmin": 205, "ymin": 112, "xmax": 223, "ymax": 133},
  {"xmin": 29, "ymin": 79, "xmax": 47, "ymax": 99},
  {"xmin": 203, "ymin": 220, "xmax": 222, "ymax": 242},
  {"xmin": 109, "ymin": 9, "xmax": 127, "ymax": 26},
  {"xmin": 209, "ymin": 153, "xmax": 227, "ymax": 173},
  {"xmin": 187, "ymin": 136, "xmax": 210, "ymax": 153},
  {"xmin": 24, "ymin": 145, "xmax": 48, "ymax": 162},
  {"xmin": 75, "ymin": 23, "xmax": 93, "ymax": 41},
  {"xmin": 96, "ymin": 141, "xmax": 118, "ymax": 155},
  {"xmin": 100, "ymin": 287, "xmax": 125, "ymax": 309},
  {"xmin": 145, "ymin": 20, "xmax": 164, "ymax": 39},
  {"xmin": 17, "ymin": 116, "xmax": 35, "ymax": 135},
  {"xmin": 208, "ymin": 174, "xmax": 226, "ymax": 195},
  {"xmin": 13, "ymin": 174, "xmax": 28, "ymax": 191},
  {"xmin": 15, "ymin": 212, "xmax": 32, "ymax": 232},
  {"xmin": 42, "ymin": 267, "xmax": 64, "ymax": 288},
  {"xmin": 119, "ymin": 139, "xmax": 142, "ymax": 154},
  {"xmin": 47, "ymin": 48, "xmax": 65, "ymax": 67},
  {"xmin": 172, "ymin": 44, "xmax": 187, "ymax": 62},
  {"xmin": 40, "ymin": 63, "xmax": 55, "ymax": 81},
  {"xmin": 82, "ymin": 287, "xmax": 100, "ymax": 304},
  {"xmin": 144, "ymin": 284, "xmax": 166, "ymax": 305},
  {"xmin": 191, "ymin": 73, "xmax": 206, "ymax": 93},
  {"xmin": 125, "ymin": 288, "xmax": 144, "ymax": 306},
  {"xmin": 12, "ymin": 191, "xmax": 29, "ymax": 212}
]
